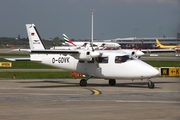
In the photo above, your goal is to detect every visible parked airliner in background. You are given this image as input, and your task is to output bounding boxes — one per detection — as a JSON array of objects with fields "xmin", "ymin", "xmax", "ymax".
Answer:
[
  {"xmin": 20, "ymin": 24, "xmax": 159, "ymax": 88},
  {"xmin": 156, "ymin": 39, "xmax": 180, "ymax": 49},
  {"xmin": 62, "ymin": 34, "xmax": 120, "ymax": 48},
  {"xmin": 60, "ymin": 34, "xmax": 144, "ymax": 58},
  {"xmin": 61, "ymin": 34, "xmax": 178, "ymax": 56}
]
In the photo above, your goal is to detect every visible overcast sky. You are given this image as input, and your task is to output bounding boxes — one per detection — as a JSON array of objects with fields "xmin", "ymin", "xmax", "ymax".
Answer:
[{"xmin": 0, "ymin": 0, "xmax": 180, "ymax": 40}]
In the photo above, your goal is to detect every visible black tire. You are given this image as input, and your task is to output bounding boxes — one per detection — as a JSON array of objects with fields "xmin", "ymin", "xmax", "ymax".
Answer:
[
  {"xmin": 109, "ymin": 79, "xmax": 116, "ymax": 86},
  {"xmin": 148, "ymin": 82, "xmax": 155, "ymax": 89},
  {"xmin": 80, "ymin": 79, "xmax": 87, "ymax": 86}
]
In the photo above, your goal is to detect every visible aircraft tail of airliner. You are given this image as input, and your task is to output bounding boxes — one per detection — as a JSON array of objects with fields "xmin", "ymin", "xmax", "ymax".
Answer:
[
  {"xmin": 63, "ymin": 34, "xmax": 77, "ymax": 46},
  {"xmin": 156, "ymin": 39, "xmax": 163, "ymax": 48},
  {"xmin": 156, "ymin": 39, "xmax": 176, "ymax": 49},
  {"xmin": 62, "ymin": 34, "xmax": 121, "ymax": 50}
]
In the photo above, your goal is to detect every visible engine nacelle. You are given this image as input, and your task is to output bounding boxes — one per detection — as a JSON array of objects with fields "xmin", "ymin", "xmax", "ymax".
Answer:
[
  {"xmin": 129, "ymin": 50, "xmax": 144, "ymax": 58},
  {"xmin": 90, "ymin": 51, "xmax": 100, "ymax": 58},
  {"xmin": 74, "ymin": 50, "xmax": 100, "ymax": 61},
  {"xmin": 135, "ymin": 50, "xmax": 144, "ymax": 57},
  {"xmin": 74, "ymin": 51, "xmax": 92, "ymax": 61}
]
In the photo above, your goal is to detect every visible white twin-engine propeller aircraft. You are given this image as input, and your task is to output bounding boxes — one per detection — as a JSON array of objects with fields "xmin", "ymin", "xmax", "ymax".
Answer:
[{"xmin": 26, "ymin": 24, "xmax": 159, "ymax": 88}]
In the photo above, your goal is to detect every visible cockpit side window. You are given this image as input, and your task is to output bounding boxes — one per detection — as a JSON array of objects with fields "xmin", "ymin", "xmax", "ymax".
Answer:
[
  {"xmin": 97, "ymin": 57, "xmax": 108, "ymax": 63},
  {"xmin": 115, "ymin": 55, "xmax": 129, "ymax": 63}
]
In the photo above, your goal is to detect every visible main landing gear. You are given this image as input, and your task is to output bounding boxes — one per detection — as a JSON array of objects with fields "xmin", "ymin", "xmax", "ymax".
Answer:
[
  {"xmin": 80, "ymin": 77, "xmax": 154, "ymax": 89},
  {"xmin": 147, "ymin": 79, "xmax": 155, "ymax": 89},
  {"xmin": 109, "ymin": 79, "xmax": 116, "ymax": 86},
  {"xmin": 80, "ymin": 77, "xmax": 117, "ymax": 86}
]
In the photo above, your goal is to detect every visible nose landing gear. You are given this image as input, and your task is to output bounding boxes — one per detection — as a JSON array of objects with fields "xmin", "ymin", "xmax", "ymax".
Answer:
[{"xmin": 80, "ymin": 75, "xmax": 92, "ymax": 86}]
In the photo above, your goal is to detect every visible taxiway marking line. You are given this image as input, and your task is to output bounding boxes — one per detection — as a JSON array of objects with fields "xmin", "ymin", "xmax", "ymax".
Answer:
[{"xmin": 84, "ymin": 88, "xmax": 102, "ymax": 95}]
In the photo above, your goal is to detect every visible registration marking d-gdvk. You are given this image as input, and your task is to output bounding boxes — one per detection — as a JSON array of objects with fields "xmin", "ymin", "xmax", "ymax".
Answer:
[{"xmin": 52, "ymin": 57, "xmax": 70, "ymax": 64}]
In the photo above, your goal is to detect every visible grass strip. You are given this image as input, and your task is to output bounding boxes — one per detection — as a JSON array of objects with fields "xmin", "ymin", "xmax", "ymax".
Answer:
[
  {"xmin": 143, "ymin": 60, "xmax": 180, "ymax": 67},
  {"xmin": 0, "ymin": 72, "xmax": 75, "ymax": 79},
  {"xmin": 0, "ymin": 53, "xmax": 29, "ymax": 56},
  {"xmin": 0, "ymin": 58, "xmax": 56, "ymax": 69}
]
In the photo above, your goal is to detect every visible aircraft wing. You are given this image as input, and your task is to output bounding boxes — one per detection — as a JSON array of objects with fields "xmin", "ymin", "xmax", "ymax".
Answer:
[
  {"xmin": 5, "ymin": 50, "xmax": 79, "ymax": 61},
  {"xmin": 31, "ymin": 49, "xmax": 79, "ymax": 54},
  {"xmin": 6, "ymin": 49, "xmax": 102, "ymax": 61},
  {"xmin": 33, "ymin": 49, "xmax": 102, "ymax": 61},
  {"xmin": 31, "ymin": 49, "xmax": 101, "ymax": 57},
  {"xmin": 11, "ymin": 49, "xmax": 80, "ymax": 54}
]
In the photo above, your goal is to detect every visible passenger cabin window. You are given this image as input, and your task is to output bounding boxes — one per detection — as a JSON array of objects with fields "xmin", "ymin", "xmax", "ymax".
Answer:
[
  {"xmin": 97, "ymin": 57, "xmax": 108, "ymax": 63},
  {"xmin": 115, "ymin": 55, "xmax": 129, "ymax": 63}
]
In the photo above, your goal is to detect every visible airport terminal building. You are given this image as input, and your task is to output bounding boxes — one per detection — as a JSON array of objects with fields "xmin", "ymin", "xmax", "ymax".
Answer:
[{"xmin": 100, "ymin": 33, "xmax": 180, "ymax": 49}]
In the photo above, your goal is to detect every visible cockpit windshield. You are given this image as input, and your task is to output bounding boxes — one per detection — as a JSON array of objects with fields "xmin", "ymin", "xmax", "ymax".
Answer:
[
  {"xmin": 115, "ymin": 55, "xmax": 132, "ymax": 63},
  {"xmin": 97, "ymin": 57, "xmax": 108, "ymax": 63}
]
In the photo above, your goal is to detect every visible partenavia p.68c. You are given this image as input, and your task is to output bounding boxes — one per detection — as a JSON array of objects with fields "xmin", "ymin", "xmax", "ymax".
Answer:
[{"xmin": 26, "ymin": 24, "xmax": 159, "ymax": 88}]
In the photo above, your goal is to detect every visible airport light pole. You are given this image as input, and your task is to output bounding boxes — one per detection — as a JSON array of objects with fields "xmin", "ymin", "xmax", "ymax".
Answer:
[
  {"xmin": 134, "ymin": 29, "xmax": 138, "ymax": 38},
  {"xmin": 90, "ymin": 9, "xmax": 95, "ymax": 51},
  {"xmin": 159, "ymin": 27, "xmax": 162, "ymax": 38}
]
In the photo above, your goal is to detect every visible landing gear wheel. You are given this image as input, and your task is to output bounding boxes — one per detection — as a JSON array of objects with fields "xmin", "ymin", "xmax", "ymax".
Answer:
[
  {"xmin": 80, "ymin": 79, "xmax": 87, "ymax": 86},
  {"xmin": 109, "ymin": 79, "xmax": 116, "ymax": 86},
  {"xmin": 148, "ymin": 82, "xmax": 155, "ymax": 89}
]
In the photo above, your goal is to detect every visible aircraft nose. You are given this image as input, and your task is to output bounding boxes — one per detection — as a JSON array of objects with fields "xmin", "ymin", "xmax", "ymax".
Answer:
[
  {"xmin": 148, "ymin": 67, "xmax": 159, "ymax": 77},
  {"xmin": 136, "ymin": 60, "xmax": 160, "ymax": 78}
]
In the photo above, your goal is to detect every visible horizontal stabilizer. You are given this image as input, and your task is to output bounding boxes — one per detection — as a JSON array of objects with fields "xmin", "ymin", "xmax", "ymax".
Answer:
[{"xmin": 5, "ymin": 57, "xmax": 31, "ymax": 61}]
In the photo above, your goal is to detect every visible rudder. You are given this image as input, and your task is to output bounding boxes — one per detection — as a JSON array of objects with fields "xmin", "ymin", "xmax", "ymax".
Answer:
[{"xmin": 156, "ymin": 39, "xmax": 163, "ymax": 47}]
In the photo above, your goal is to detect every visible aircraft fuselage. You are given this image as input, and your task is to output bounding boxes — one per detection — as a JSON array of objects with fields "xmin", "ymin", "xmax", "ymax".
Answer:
[{"xmin": 30, "ymin": 52, "xmax": 159, "ymax": 80}]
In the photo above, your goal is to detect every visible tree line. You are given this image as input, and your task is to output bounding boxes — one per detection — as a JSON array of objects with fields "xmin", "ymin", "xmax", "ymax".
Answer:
[{"xmin": 0, "ymin": 37, "xmax": 63, "ymax": 48}]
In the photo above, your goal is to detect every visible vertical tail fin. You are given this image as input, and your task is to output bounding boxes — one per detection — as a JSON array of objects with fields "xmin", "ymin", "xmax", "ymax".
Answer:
[
  {"xmin": 63, "ymin": 34, "xmax": 77, "ymax": 46},
  {"xmin": 156, "ymin": 39, "xmax": 163, "ymax": 47},
  {"xmin": 26, "ymin": 24, "xmax": 45, "ymax": 50}
]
